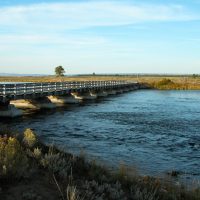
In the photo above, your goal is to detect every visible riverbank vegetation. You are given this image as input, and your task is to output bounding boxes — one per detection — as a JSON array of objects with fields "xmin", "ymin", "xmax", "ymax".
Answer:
[
  {"xmin": 0, "ymin": 129, "xmax": 199, "ymax": 200},
  {"xmin": 0, "ymin": 75, "xmax": 200, "ymax": 90},
  {"xmin": 147, "ymin": 78, "xmax": 200, "ymax": 90}
]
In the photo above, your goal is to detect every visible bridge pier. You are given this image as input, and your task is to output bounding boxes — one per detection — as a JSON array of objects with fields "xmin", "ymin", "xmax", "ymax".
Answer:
[
  {"xmin": 48, "ymin": 94, "xmax": 80, "ymax": 105},
  {"xmin": 71, "ymin": 92, "xmax": 97, "ymax": 100},
  {"xmin": 11, "ymin": 97, "xmax": 56, "ymax": 110},
  {"xmin": 122, "ymin": 87, "xmax": 129, "ymax": 92},
  {"xmin": 116, "ymin": 89, "xmax": 123, "ymax": 94},
  {"xmin": 0, "ymin": 101, "xmax": 22, "ymax": 117},
  {"xmin": 106, "ymin": 90, "xmax": 117, "ymax": 95},
  {"xmin": 91, "ymin": 90, "xmax": 108, "ymax": 97}
]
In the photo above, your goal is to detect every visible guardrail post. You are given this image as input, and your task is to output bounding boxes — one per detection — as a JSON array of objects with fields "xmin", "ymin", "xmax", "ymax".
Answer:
[
  {"xmin": 47, "ymin": 83, "xmax": 50, "ymax": 92},
  {"xmin": 23, "ymin": 84, "xmax": 27, "ymax": 94},
  {"xmin": 54, "ymin": 82, "xmax": 57, "ymax": 91},
  {"xmin": 32, "ymin": 84, "xmax": 35, "ymax": 93},
  {"xmin": 14, "ymin": 84, "xmax": 17, "ymax": 95},
  {"xmin": 3, "ymin": 84, "xmax": 6, "ymax": 97},
  {"xmin": 41, "ymin": 83, "xmax": 43, "ymax": 92}
]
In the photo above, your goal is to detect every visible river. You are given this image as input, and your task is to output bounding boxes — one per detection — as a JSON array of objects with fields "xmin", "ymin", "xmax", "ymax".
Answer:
[{"xmin": 1, "ymin": 90, "xmax": 200, "ymax": 184}]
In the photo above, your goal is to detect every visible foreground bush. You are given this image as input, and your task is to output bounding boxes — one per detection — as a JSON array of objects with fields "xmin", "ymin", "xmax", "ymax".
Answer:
[
  {"xmin": 23, "ymin": 128, "xmax": 37, "ymax": 148},
  {"xmin": 0, "ymin": 135, "xmax": 28, "ymax": 178}
]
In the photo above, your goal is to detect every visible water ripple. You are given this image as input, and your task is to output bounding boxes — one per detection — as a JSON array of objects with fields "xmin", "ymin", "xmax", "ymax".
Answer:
[{"xmin": 1, "ymin": 90, "xmax": 200, "ymax": 182}]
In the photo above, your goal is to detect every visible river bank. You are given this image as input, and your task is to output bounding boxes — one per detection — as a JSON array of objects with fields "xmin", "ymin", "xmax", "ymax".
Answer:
[{"xmin": 0, "ymin": 129, "xmax": 199, "ymax": 200}]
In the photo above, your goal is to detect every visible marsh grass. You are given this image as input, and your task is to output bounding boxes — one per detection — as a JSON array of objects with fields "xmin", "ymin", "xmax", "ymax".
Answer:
[{"xmin": 1, "ymin": 75, "xmax": 200, "ymax": 90}]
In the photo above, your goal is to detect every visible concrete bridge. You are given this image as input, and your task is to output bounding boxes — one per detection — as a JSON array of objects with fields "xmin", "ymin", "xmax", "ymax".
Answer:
[{"xmin": 0, "ymin": 80, "xmax": 140, "ymax": 117}]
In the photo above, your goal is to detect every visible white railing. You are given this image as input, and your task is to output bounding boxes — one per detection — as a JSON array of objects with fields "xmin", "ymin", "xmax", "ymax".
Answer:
[{"xmin": 0, "ymin": 81, "xmax": 136, "ymax": 97}]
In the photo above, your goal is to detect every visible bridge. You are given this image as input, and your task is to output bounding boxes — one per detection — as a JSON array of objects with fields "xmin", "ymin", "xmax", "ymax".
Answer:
[{"xmin": 0, "ymin": 80, "xmax": 140, "ymax": 117}]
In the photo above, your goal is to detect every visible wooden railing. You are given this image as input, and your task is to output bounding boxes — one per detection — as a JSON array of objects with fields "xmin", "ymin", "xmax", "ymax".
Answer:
[{"xmin": 0, "ymin": 81, "xmax": 136, "ymax": 97}]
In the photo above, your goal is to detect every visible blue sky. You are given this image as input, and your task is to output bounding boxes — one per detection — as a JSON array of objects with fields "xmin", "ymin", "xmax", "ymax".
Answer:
[{"xmin": 0, "ymin": 0, "xmax": 200, "ymax": 74}]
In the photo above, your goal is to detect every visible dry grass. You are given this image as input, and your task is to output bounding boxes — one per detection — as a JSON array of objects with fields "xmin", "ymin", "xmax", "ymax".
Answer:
[
  {"xmin": 1, "ymin": 75, "xmax": 200, "ymax": 90},
  {"xmin": 146, "ymin": 77, "xmax": 200, "ymax": 90},
  {"xmin": 0, "ymin": 75, "xmax": 131, "ymax": 83}
]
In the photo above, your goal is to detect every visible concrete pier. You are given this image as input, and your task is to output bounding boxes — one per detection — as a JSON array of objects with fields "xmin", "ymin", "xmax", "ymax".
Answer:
[
  {"xmin": 0, "ymin": 102, "xmax": 22, "ymax": 117},
  {"xmin": 116, "ymin": 89, "xmax": 123, "ymax": 94},
  {"xmin": 92, "ymin": 91, "xmax": 108, "ymax": 97},
  {"xmin": 106, "ymin": 90, "xmax": 117, "ymax": 95},
  {"xmin": 71, "ymin": 92, "xmax": 97, "ymax": 100},
  {"xmin": 11, "ymin": 97, "xmax": 56, "ymax": 109},
  {"xmin": 48, "ymin": 94, "xmax": 80, "ymax": 105},
  {"xmin": 122, "ymin": 88, "xmax": 130, "ymax": 92}
]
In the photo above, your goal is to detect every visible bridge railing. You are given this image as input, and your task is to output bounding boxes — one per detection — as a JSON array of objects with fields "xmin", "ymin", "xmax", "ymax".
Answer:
[{"xmin": 0, "ymin": 81, "xmax": 135, "ymax": 98}]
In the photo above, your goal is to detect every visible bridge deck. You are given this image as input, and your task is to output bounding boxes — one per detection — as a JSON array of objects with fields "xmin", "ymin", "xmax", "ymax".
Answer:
[{"xmin": 0, "ymin": 81, "xmax": 138, "ymax": 102}]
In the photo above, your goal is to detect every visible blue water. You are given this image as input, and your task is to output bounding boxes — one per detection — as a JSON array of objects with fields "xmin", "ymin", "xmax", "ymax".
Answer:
[{"xmin": 1, "ymin": 90, "xmax": 200, "ymax": 183}]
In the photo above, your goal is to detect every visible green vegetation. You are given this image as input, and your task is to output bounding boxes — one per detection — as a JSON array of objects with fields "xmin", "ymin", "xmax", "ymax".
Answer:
[
  {"xmin": 0, "ymin": 129, "xmax": 199, "ymax": 200},
  {"xmin": 23, "ymin": 128, "xmax": 37, "ymax": 148},
  {"xmin": 0, "ymin": 135, "xmax": 28, "ymax": 179},
  {"xmin": 55, "ymin": 66, "xmax": 65, "ymax": 77},
  {"xmin": 192, "ymin": 74, "xmax": 199, "ymax": 79}
]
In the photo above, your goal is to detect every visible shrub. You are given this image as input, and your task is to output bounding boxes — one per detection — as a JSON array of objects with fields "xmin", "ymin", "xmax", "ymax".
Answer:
[
  {"xmin": 131, "ymin": 185, "xmax": 159, "ymax": 200},
  {"xmin": 81, "ymin": 180, "xmax": 126, "ymax": 200},
  {"xmin": 157, "ymin": 78, "xmax": 174, "ymax": 86},
  {"xmin": 0, "ymin": 135, "xmax": 28, "ymax": 178},
  {"xmin": 33, "ymin": 147, "xmax": 42, "ymax": 159},
  {"xmin": 23, "ymin": 129, "xmax": 37, "ymax": 148},
  {"xmin": 41, "ymin": 146, "xmax": 71, "ymax": 177},
  {"xmin": 66, "ymin": 185, "xmax": 83, "ymax": 200}
]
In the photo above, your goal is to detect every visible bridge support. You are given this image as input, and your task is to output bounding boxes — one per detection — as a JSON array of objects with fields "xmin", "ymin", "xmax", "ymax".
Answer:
[
  {"xmin": 48, "ymin": 94, "xmax": 80, "ymax": 105},
  {"xmin": 11, "ymin": 97, "xmax": 56, "ymax": 109},
  {"xmin": 0, "ymin": 101, "xmax": 22, "ymax": 117},
  {"xmin": 91, "ymin": 90, "xmax": 108, "ymax": 97},
  {"xmin": 122, "ymin": 87, "xmax": 130, "ymax": 92},
  {"xmin": 106, "ymin": 90, "xmax": 117, "ymax": 95},
  {"xmin": 116, "ymin": 89, "xmax": 123, "ymax": 94},
  {"xmin": 71, "ymin": 92, "xmax": 97, "ymax": 100},
  {"xmin": 131, "ymin": 85, "xmax": 139, "ymax": 90}
]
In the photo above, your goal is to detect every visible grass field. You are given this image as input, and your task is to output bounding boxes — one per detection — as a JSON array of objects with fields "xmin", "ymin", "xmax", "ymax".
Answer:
[{"xmin": 0, "ymin": 75, "xmax": 200, "ymax": 90}]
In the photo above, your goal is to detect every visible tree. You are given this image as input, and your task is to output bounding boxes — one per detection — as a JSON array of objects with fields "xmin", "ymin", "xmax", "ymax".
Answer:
[{"xmin": 55, "ymin": 66, "xmax": 65, "ymax": 77}]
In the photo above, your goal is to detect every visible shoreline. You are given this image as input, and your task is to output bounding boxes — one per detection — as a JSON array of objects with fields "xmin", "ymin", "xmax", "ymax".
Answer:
[
  {"xmin": 46, "ymin": 139, "xmax": 200, "ymax": 190},
  {"xmin": 0, "ymin": 129, "xmax": 199, "ymax": 200}
]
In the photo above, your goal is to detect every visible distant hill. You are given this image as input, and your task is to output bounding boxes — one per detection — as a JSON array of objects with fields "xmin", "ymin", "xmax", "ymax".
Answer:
[{"xmin": 0, "ymin": 73, "xmax": 50, "ymax": 77}]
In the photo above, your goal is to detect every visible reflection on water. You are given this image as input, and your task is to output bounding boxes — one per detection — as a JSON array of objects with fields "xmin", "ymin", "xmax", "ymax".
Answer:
[{"xmin": 1, "ymin": 90, "xmax": 200, "ymax": 183}]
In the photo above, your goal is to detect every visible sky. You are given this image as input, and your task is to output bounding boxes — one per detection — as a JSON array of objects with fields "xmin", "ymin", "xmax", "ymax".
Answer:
[{"xmin": 0, "ymin": 0, "xmax": 200, "ymax": 75}]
